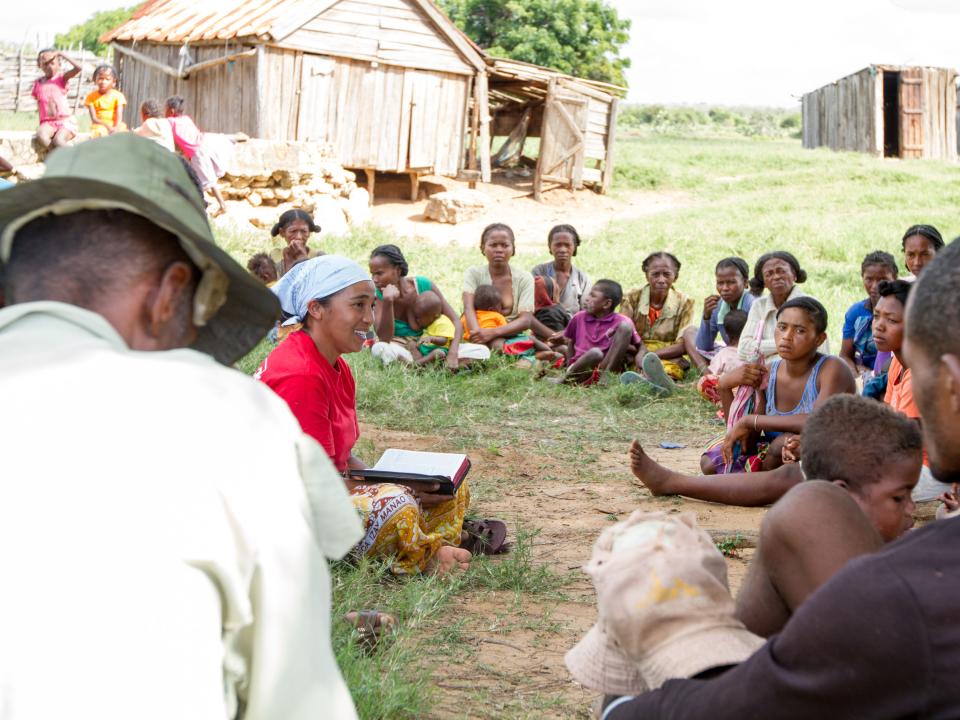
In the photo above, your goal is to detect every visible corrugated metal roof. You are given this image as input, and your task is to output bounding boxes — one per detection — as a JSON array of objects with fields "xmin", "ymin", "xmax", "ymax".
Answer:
[{"xmin": 103, "ymin": 0, "xmax": 316, "ymax": 43}]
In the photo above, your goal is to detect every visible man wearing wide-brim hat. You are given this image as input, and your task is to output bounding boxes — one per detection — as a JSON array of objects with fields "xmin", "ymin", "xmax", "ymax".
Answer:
[{"xmin": 0, "ymin": 134, "xmax": 362, "ymax": 719}]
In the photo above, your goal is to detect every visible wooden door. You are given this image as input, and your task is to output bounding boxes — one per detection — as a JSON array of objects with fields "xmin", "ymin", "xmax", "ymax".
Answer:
[
  {"xmin": 899, "ymin": 67, "xmax": 924, "ymax": 158},
  {"xmin": 534, "ymin": 80, "xmax": 589, "ymax": 200},
  {"xmin": 296, "ymin": 54, "xmax": 335, "ymax": 142}
]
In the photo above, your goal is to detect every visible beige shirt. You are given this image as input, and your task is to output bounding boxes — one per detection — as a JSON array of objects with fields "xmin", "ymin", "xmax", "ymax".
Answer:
[
  {"xmin": 738, "ymin": 285, "xmax": 830, "ymax": 362},
  {"xmin": 463, "ymin": 264, "xmax": 534, "ymax": 322},
  {"xmin": 134, "ymin": 117, "xmax": 175, "ymax": 153},
  {"xmin": 0, "ymin": 302, "xmax": 362, "ymax": 720}
]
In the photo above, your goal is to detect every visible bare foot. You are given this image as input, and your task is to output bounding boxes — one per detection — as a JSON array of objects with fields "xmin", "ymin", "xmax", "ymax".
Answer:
[
  {"xmin": 629, "ymin": 439, "xmax": 679, "ymax": 496},
  {"xmin": 429, "ymin": 545, "xmax": 471, "ymax": 575}
]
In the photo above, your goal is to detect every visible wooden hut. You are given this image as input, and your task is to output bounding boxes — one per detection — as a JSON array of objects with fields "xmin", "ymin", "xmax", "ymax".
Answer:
[
  {"xmin": 102, "ymin": 0, "xmax": 489, "ymax": 192},
  {"xmin": 486, "ymin": 58, "xmax": 623, "ymax": 199},
  {"xmin": 802, "ymin": 65, "xmax": 957, "ymax": 160}
]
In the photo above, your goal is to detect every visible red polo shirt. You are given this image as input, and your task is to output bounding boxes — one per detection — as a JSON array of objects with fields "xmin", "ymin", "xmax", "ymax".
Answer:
[{"xmin": 256, "ymin": 330, "xmax": 358, "ymax": 472}]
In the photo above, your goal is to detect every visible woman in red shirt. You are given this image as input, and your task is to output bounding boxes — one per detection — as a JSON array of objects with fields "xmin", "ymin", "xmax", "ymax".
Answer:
[{"xmin": 256, "ymin": 255, "xmax": 475, "ymax": 574}]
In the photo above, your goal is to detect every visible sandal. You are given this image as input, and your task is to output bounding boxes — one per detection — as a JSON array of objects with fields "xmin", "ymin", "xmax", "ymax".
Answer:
[
  {"xmin": 641, "ymin": 353, "xmax": 677, "ymax": 394},
  {"xmin": 461, "ymin": 519, "xmax": 508, "ymax": 555},
  {"xmin": 343, "ymin": 610, "xmax": 398, "ymax": 653}
]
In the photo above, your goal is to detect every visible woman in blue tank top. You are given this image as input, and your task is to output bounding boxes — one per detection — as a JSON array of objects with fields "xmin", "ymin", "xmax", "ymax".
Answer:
[{"xmin": 722, "ymin": 297, "xmax": 856, "ymax": 471}]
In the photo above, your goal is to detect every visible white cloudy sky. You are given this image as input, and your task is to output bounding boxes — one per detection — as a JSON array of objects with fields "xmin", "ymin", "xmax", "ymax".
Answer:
[{"xmin": 6, "ymin": 0, "xmax": 960, "ymax": 108}]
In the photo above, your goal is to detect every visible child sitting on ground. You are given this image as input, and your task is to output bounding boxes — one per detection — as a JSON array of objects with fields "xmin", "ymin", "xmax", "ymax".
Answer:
[
  {"xmin": 547, "ymin": 279, "xmax": 641, "ymax": 385},
  {"xmin": 84, "ymin": 65, "xmax": 127, "ymax": 138},
  {"xmin": 696, "ymin": 309, "xmax": 747, "ymax": 415},
  {"xmin": 32, "ymin": 49, "xmax": 82, "ymax": 149},
  {"xmin": 406, "ymin": 291, "xmax": 457, "ymax": 366},
  {"xmin": 134, "ymin": 99, "xmax": 174, "ymax": 152}
]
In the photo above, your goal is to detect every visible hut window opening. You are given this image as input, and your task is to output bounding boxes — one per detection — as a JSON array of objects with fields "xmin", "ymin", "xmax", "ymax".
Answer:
[{"xmin": 883, "ymin": 71, "xmax": 901, "ymax": 158}]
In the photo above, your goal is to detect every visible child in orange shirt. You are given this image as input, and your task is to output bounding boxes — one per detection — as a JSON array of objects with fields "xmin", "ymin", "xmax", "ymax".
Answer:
[
  {"xmin": 461, "ymin": 284, "xmax": 507, "ymax": 342},
  {"xmin": 85, "ymin": 65, "xmax": 127, "ymax": 138}
]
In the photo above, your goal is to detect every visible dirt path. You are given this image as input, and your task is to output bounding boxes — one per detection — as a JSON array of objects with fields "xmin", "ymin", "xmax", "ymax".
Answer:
[
  {"xmin": 368, "ymin": 172, "xmax": 693, "ymax": 251},
  {"xmin": 361, "ymin": 424, "xmax": 764, "ymax": 719}
]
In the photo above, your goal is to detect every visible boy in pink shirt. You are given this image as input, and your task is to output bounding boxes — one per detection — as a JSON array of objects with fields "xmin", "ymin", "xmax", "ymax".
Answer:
[
  {"xmin": 547, "ymin": 279, "xmax": 641, "ymax": 384},
  {"xmin": 32, "ymin": 49, "xmax": 81, "ymax": 149}
]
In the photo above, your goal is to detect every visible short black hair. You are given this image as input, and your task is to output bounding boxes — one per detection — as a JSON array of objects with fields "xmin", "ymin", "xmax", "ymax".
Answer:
[
  {"xmin": 165, "ymin": 95, "xmax": 186, "ymax": 115},
  {"xmin": 861, "ymin": 250, "xmax": 898, "ymax": 277},
  {"xmin": 751, "ymin": 251, "xmax": 807, "ymax": 295},
  {"xmin": 715, "ymin": 256, "xmax": 749, "ymax": 282},
  {"xmin": 548, "ymin": 224, "xmax": 581, "ymax": 255},
  {"xmin": 480, "ymin": 223, "xmax": 516, "ymax": 253},
  {"xmin": 802, "ymin": 395, "xmax": 922, "ymax": 492},
  {"xmin": 370, "ymin": 244, "xmax": 408, "ymax": 276},
  {"xmin": 247, "ymin": 252, "xmax": 275, "ymax": 277},
  {"xmin": 36, "ymin": 48, "xmax": 56, "ymax": 64},
  {"xmin": 906, "ymin": 237, "xmax": 960, "ymax": 358},
  {"xmin": 141, "ymin": 98, "xmax": 163, "ymax": 118},
  {"xmin": 592, "ymin": 279, "xmax": 623, "ymax": 310},
  {"xmin": 901, "ymin": 224, "xmax": 944, "ymax": 252},
  {"xmin": 5, "ymin": 209, "xmax": 196, "ymax": 309},
  {"xmin": 777, "ymin": 296, "xmax": 828, "ymax": 334},
  {"xmin": 642, "ymin": 251, "xmax": 681, "ymax": 275},
  {"xmin": 877, "ymin": 279, "xmax": 912, "ymax": 308},
  {"xmin": 473, "ymin": 284, "xmax": 502, "ymax": 312},
  {"xmin": 272, "ymin": 209, "xmax": 320, "ymax": 237},
  {"xmin": 93, "ymin": 64, "xmax": 116, "ymax": 81},
  {"xmin": 722, "ymin": 309, "xmax": 748, "ymax": 342}
]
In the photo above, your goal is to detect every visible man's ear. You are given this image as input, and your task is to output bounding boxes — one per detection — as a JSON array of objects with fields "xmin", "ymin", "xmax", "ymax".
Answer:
[
  {"xmin": 831, "ymin": 479, "xmax": 850, "ymax": 490},
  {"xmin": 942, "ymin": 354, "xmax": 960, "ymax": 414},
  {"xmin": 146, "ymin": 261, "xmax": 194, "ymax": 337}
]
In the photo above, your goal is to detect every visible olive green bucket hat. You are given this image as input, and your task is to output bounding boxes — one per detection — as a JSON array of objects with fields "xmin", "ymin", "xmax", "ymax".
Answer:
[{"xmin": 0, "ymin": 133, "xmax": 278, "ymax": 364}]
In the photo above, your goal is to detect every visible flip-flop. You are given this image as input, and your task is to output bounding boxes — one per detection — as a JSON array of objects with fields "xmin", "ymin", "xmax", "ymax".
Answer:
[
  {"xmin": 641, "ymin": 352, "xmax": 677, "ymax": 394},
  {"xmin": 343, "ymin": 610, "xmax": 398, "ymax": 653},
  {"xmin": 620, "ymin": 370, "xmax": 670, "ymax": 396},
  {"xmin": 461, "ymin": 519, "xmax": 508, "ymax": 555}
]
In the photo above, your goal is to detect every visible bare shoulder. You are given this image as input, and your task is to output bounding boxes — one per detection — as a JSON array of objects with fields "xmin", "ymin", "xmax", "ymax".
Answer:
[{"xmin": 819, "ymin": 354, "xmax": 857, "ymax": 390}]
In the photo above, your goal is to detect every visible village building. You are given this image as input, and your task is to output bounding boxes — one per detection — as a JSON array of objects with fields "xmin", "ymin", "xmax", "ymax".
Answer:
[{"xmin": 802, "ymin": 65, "xmax": 957, "ymax": 160}]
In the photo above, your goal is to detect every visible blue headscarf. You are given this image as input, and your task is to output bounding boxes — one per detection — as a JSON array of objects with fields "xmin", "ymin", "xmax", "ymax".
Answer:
[{"xmin": 272, "ymin": 255, "xmax": 371, "ymax": 322}]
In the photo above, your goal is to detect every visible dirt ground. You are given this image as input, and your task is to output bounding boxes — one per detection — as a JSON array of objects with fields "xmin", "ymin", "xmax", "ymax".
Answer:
[
  {"xmin": 361, "ymin": 423, "xmax": 764, "ymax": 719},
  {"xmin": 366, "ymin": 171, "xmax": 692, "ymax": 250}
]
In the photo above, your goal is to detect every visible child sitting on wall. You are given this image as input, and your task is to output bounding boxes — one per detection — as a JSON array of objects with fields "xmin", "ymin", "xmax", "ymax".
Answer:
[
  {"xmin": 134, "ymin": 99, "xmax": 174, "ymax": 152},
  {"xmin": 85, "ymin": 65, "xmax": 127, "ymax": 138},
  {"xmin": 32, "ymin": 49, "xmax": 81, "ymax": 149}
]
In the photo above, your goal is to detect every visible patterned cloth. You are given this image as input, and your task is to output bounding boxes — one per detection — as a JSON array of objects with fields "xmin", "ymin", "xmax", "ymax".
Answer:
[{"xmin": 351, "ymin": 481, "xmax": 470, "ymax": 573}]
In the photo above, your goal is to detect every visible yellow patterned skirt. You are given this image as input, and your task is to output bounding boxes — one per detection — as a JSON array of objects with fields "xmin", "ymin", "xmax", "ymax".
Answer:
[
  {"xmin": 643, "ymin": 339, "xmax": 686, "ymax": 380},
  {"xmin": 351, "ymin": 480, "xmax": 470, "ymax": 573}
]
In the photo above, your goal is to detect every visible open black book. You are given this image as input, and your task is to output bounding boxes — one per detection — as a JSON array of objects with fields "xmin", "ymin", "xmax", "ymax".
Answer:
[{"xmin": 353, "ymin": 449, "xmax": 470, "ymax": 496}]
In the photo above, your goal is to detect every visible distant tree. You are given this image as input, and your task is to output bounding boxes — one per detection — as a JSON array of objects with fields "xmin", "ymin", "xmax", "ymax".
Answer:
[
  {"xmin": 54, "ymin": 5, "xmax": 137, "ymax": 56},
  {"xmin": 438, "ymin": 0, "xmax": 630, "ymax": 87}
]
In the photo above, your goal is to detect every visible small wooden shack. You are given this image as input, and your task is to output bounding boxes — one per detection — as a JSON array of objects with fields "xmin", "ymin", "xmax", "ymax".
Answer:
[
  {"xmin": 802, "ymin": 65, "xmax": 957, "ymax": 160},
  {"xmin": 486, "ymin": 58, "xmax": 622, "ymax": 199},
  {"xmin": 103, "ymin": 0, "xmax": 488, "ymax": 190}
]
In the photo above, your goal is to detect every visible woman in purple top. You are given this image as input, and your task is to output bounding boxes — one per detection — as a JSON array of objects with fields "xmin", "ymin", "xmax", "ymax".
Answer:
[{"xmin": 546, "ymin": 279, "xmax": 641, "ymax": 384}]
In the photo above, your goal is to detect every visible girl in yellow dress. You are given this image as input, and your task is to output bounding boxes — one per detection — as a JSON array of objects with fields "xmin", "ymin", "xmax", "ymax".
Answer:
[{"xmin": 85, "ymin": 65, "xmax": 127, "ymax": 138}]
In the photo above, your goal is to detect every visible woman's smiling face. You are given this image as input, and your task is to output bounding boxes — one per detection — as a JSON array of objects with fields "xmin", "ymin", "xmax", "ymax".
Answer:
[{"xmin": 308, "ymin": 280, "xmax": 376, "ymax": 355}]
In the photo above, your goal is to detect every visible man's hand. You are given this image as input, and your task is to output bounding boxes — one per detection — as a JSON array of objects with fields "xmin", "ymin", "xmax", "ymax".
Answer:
[{"xmin": 703, "ymin": 294, "xmax": 721, "ymax": 321}]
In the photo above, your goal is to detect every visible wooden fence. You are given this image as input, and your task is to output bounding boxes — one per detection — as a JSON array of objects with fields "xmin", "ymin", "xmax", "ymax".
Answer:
[{"xmin": 0, "ymin": 43, "xmax": 107, "ymax": 114}]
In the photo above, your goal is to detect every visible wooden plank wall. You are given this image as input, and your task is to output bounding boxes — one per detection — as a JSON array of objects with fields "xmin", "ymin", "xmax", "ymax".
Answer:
[
  {"xmin": 920, "ymin": 67, "xmax": 957, "ymax": 160},
  {"xmin": 282, "ymin": 0, "xmax": 472, "ymax": 76},
  {"xmin": 278, "ymin": 47, "xmax": 468, "ymax": 174},
  {"xmin": 116, "ymin": 42, "xmax": 259, "ymax": 136},
  {"xmin": 801, "ymin": 67, "xmax": 877, "ymax": 154}
]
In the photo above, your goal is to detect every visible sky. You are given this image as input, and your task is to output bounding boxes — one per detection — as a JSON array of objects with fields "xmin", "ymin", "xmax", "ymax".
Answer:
[{"xmin": 6, "ymin": 0, "xmax": 960, "ymax": 108}]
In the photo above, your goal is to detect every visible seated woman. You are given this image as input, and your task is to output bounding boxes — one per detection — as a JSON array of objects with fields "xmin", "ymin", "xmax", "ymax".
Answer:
[
  {"xmin": 839, "ymin": 250, "xmax": 898, "ymax": 388},
  {"xmin": 901, "ymin": 223, "xmax": 943, "ymax": 280},
  {"xmin": 684, "ymin": 256, "xmax": 755, "ymax": 373},
  {"xmin": 463, "ymin": 223, "xmax": 535, "ymax": 351},
  {"xmin": 620, "ymin": 252, "xmax": 696, "ymax": 391},
  {"xmin": 530, "ymin": 224, "xmax": 591, "ymax": 335},
  {"xmin": 270, "ymin": 209, "xmax": 323, "ymax": 278},
  {"xmin": 368, "ymin": 243, "xmax": 471, "ymax": 369},
  {"xmin": 256, "ymin": 255, "xmax": 504, "ymax": 574}
]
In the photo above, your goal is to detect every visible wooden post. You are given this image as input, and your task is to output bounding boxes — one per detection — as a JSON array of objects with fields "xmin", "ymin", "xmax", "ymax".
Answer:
[
  {"xmin": 73, "ymin": 43, "xmax": 84, "ymax": 115},
  {"xmin": 409, "ymin": 172, "xmax": 420, "ymax": 202},
  {"xmin": 476, "ymin": 71, "xmax": 491, "ymax": 183},
  {"xmin": 600, "ymin": 98, "xmax": 619, "ymax": 194},
  {"xmin": 533, "ymin": 79, "xmax": 557, "ymax": 202},
  {"xmin": 364, "ymin": 168, "xmax": 376, "ymax": 205},
  {"xmin": 468, "ymin": 75, "xmax": 480, "ymax": 189},
  {"xmin": 14, "ymin": 41, "xmax": 24, "ymax": 113}
]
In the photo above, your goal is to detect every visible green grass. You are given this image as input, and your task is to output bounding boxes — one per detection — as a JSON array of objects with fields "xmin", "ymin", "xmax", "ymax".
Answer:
[{"xmin": 0, "ymin": 109, "xmax": 92, "ymax": 135}]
